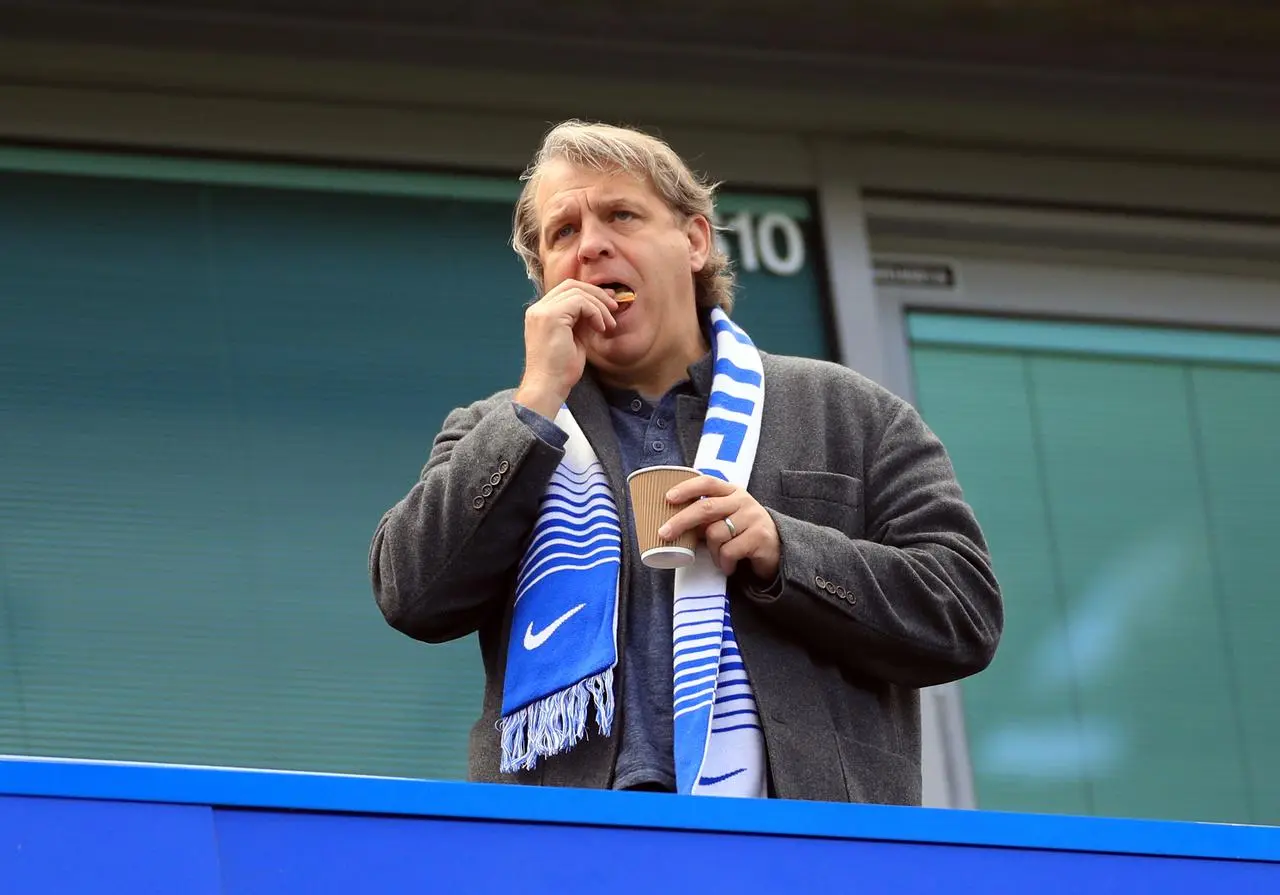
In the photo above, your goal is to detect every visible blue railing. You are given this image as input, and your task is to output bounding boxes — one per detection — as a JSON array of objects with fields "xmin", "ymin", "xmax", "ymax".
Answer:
[{"xmin": 2, "ymin": 755, "xmax": 1277, "ymax": 893}]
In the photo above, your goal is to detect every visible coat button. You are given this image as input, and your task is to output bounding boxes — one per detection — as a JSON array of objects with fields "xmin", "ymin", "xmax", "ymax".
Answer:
[
  {"xmin": 472, "ymin": 496, "xmax": 484, "ymax": 509},
  {"xmin": 835, "ymin": 586, "xmax": 846, "ymax": 599},
  {"xmin": 489, "ymin": 473, "xmax": 502, "ymax": 486},
  {"xmin": 826, "ymin": 583, "xmax": 838, "ymax": 595},
  {"xmin": 498, "ymin": 460, "xmax": 510, "ymax": 473},
  {"xmin": 481, "ymin": 484, "xmax": 493, "ymax": 497},
  {"xmin": 815, "ymin": 575, "xmax": 827, "ymax": 589}
]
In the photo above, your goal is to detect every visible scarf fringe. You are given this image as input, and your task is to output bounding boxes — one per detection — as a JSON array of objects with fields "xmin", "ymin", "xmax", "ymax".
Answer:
[{"xmin": 498, "ymin": 668, "xmax": 615, "ymax": 773}]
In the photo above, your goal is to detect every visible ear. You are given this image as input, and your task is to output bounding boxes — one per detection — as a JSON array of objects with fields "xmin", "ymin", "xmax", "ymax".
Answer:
[{"xmin": 684, "ymin": 213, "xmax": 712, "ymax": 273}]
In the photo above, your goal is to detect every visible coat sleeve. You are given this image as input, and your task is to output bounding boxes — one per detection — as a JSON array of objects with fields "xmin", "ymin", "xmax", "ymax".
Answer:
[
  {"xmin": 744, "ymin": 400, "xmax": 1003, "ymax": 688},
  {"xmin": 369, "ymin": 397, "xmax": 566, "ymax": 643}
]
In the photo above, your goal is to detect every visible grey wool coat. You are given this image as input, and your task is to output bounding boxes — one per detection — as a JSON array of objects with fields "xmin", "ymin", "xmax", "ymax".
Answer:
[{"xmin": 370, "ymin": 348, "xmax": 1003, "ymax": 804}]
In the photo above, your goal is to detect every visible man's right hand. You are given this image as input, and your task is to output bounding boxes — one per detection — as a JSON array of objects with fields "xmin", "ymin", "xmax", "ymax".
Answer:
[{"xmin": 514, "ymin": 279, "xmax": 618, "ymax": 419}]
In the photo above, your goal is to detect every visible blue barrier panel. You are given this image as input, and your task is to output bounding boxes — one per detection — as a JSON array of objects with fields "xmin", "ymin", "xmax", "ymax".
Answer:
[
  {"xmin": 0, "ymin": 794, "xmax": 220, "ymax": 894},
  {"xmin": 2, "ymin": 755, "xmax": 1277, "ymax": 893}
]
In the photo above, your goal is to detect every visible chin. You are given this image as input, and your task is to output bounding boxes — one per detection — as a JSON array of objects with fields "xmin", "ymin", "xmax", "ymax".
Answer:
[{"xmin": 587, "ymin": 333, "xmax": 649, "ymax": 372}]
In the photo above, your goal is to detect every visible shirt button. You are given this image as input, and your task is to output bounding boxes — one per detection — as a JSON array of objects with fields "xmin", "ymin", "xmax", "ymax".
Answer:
[
  {"xmin": 652, "ymin": 441, "xmax": 665, "ymax": 452},
  {"xmin": 630, "ymin": 398, "xmax": 643, "ymax": 412},
  {"xmin": 656, "ymin": 418, "xmax": 667, "ymax": 429}
]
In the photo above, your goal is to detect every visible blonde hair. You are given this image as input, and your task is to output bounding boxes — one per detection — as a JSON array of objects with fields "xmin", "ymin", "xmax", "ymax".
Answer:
[{"xmin": 511, "ymin": 120, "xmax": 735, "ymax": 314}]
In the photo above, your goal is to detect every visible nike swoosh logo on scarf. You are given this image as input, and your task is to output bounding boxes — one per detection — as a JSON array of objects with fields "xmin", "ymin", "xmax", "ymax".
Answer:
[
  {"xmin": 523, "ymin": 602, "xmax": 587, "ymax": 650},
  {"xmin": 698, "ymin": 767, "xmax": 747, "ymax": 786}
]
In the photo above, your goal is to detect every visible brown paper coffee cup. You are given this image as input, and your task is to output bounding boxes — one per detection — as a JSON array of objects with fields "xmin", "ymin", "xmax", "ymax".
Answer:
[{"xmin": 626, "ymin": 465, "xmax": 700, "ymax": 569}]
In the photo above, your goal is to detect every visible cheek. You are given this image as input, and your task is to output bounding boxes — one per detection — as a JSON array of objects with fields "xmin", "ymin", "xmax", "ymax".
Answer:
[
  {"xmin": 540, "ymin": 252, "xmax": 572, "ymax": 287},
  {"xmin": 540, "ymin": 266, "xmax": 563, "ymax": 290},
  {"xmin": 657, "ymin": 242, "xmax": 696, "ymax": 279}
]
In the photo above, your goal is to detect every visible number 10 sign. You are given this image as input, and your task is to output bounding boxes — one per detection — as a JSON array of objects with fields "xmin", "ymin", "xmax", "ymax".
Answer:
[{"xmin": 714, "ymin": 211, "xmax": 807, "ymax": 277}]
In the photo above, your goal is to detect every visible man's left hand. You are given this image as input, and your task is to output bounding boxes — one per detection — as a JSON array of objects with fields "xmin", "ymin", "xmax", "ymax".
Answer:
[{"xmin": 658, "ymin": 475, "xmax": 780, "ymax": 581}]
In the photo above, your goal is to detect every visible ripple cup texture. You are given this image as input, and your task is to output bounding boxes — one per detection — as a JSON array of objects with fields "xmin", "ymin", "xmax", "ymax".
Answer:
[{"xmin": 626, "ymin": 465, "xmax": 700, "ymax": 569}]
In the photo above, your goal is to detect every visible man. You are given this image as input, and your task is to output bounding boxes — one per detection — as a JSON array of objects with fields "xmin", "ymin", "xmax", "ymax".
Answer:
[{"xmin": 370, "ymin": 120, "xmax": 1001, "ymax": 802}]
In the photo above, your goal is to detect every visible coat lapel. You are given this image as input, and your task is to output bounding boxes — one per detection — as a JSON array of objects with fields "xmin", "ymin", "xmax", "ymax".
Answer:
[
  {"xmin": 565, "ymin": 376, "xmax": 625, "ymax": 508},
  {"xmin": 676, "ymin": 350, "xmax": 715, "ymax": 467}
]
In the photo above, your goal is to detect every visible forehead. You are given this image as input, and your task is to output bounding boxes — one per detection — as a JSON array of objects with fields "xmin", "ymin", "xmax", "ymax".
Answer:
[{"xmin": 533, "ymin": 159, "xmax": 662, "ymax": 221}]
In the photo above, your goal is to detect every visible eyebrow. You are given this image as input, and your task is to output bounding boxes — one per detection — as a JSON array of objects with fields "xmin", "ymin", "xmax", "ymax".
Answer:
[
  {"xmin": 596, "ymin": 194, "xmax": 639, "ymax": 211},
  {"xmin": 541, "ymin": 194, "xmax": 642, "ymax": 240},
  {"xmin": 541, "ymin": 206, "xmax": 575, "ymax": 242}
]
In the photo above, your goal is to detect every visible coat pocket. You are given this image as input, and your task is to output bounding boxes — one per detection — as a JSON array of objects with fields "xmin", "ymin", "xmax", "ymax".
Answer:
[{"xmin": 777, "ymin": 469, "xmax": 864, "ymax": 538}]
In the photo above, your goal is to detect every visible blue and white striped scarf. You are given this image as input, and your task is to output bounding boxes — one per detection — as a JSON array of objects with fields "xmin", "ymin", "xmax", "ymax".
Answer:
[{"xmin": 499, "ymin": 308, "xmax": 766, "ymax": 797}]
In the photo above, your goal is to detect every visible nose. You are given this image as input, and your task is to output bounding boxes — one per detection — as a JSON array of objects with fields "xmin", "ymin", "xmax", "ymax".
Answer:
[{"xmin": 576, "ymin": 216, "xmax": 614, "ymax": 263}]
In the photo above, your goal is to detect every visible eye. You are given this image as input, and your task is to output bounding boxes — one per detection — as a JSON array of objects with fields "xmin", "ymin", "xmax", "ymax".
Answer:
[
  {"xmin": 552, "ymin": 223, "xmax": 576, "ymax": 242},
  {"xmin": 613, "ymin": 209, "xmax": 636, "ymax": 222}
]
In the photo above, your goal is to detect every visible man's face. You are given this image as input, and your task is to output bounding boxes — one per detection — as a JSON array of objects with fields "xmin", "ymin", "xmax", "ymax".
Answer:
[{"xmin": 534, "ymin": 159, "xmax": 710, "ymax": 381}]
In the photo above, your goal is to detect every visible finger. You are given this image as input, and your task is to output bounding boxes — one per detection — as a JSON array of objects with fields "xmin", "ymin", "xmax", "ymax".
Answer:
[
  {"xmin": 542, "ymin": 277, "xmax": 608, "ymax": 300},
  {"xmin": 703, "ymin": 516, "xmax": 732, "ymax": 556},
  {"xmin": 659, "ymin": 494, "xmax": 732, "ymax": 541},
  {"xmin": 564, "ymin": 278, "xmax": 618, "ymax": 304},
  {"xmin": 718, "ymin": 528, "xmax": 754, "ymax": 576},
  {"xmin": 573, "ymin": 297, "xmax": 609, "ymax": 334},
  {"xmin": 538, "ymin": 279, "xmax": 615, "ymax": 317},
  {"xmin": 720, "ymin": 514, "xmax": 759, "ymax": 574},
  {"xmin": 549, "ymin": 279, "xmax": 619, "ymax": 316},
  {"xmin": 665, "ymin": 474, "xmax": 735, "ymax": 504},
  {"xmin": 583, "ymin": 281, "xmax": 621, "ymax": 311},
  {"xmin": 657, "ymin": 506, "xmax": 699, "ymax": 542},
  {"xmin": 717, "ymin": 523, "xmax": 744, "ymax": 576},
  {"xmin": 553, "ymin": 289, "xmax": 614, "ymax": 333},
  {"xmin": 720, "ymin": 547, "xmax": 739, "ymax": 576},
  {"xmin": 569, "ymin": 288, "xmax": 618, "ymax": 331},
  {"xmin": 707, "ymin": 537, "xmax": 722, "ymax": 571}
]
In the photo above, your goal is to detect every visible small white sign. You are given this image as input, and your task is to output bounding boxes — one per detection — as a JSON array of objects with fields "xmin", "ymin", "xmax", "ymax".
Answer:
[{"xmin": 874, "ymin": 260, "xmax": 957, "ymax": 289}]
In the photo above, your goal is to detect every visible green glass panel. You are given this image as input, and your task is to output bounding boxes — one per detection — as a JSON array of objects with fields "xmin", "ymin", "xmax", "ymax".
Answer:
[
  {"xmin": 1028, "ymin": 355, "xmax": 1250, "ymax": 822},
  {"xmin": 910, "ymin": 347, "xmax": 1089, "ymax": 816},
  {"xmin": 1190, "ymin": 366, "xmax": 1280, "ymax": 825},
  {"xmin": 910, "ymin": 310, "xmax": 1280, "ymax": 826},
  {"xmin": 0, "ymin": 172, "xmax": 530, "ymax": 778}
]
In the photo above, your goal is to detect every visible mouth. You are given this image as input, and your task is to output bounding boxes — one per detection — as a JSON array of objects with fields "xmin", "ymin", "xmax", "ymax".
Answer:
[{"xmin": 599, "ymin": 281, "xmax": 635, "ymax": 305}]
